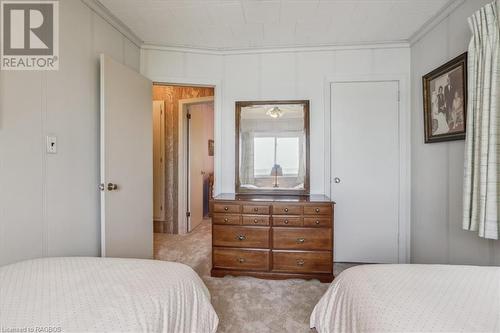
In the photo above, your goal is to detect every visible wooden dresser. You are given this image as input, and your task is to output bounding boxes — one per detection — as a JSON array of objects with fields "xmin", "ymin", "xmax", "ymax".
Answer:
[{"xmin": 211, "ymin": 194, "xmax": 334, "ymax": 282}]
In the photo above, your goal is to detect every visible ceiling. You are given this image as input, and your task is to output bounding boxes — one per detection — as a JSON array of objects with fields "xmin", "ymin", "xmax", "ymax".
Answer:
[{"xmin": 99, "ymin": 0, "xmax": 453, "ymax": 50}]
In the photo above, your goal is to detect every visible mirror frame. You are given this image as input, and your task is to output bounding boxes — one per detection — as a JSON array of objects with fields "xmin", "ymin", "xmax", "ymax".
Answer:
[{"xmin": 235, "ymin": 100, "xmax": 310, "ymax": 196}]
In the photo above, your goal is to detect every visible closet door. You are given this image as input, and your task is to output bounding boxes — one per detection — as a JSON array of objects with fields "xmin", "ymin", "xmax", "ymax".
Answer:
[
  {"xmin": 100, "ymin": 54, "xmax": 153, "ymax": 259},
  {"xmin": 331, "ymin": 80, "xmax": 400, "ymax": 263}
]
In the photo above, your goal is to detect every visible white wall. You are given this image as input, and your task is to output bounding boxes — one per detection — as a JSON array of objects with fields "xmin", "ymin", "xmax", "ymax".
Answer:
[
  {"xmin": 141, "ymin": 45, "xmax": 410, "ymax": 195},
  {"xmin": 0, "ymin": 0, "xmax": 140, "ymax": 266},
  {"xmin": 411, "ymin": 0, "xmax": 500, "ymax": 265}
]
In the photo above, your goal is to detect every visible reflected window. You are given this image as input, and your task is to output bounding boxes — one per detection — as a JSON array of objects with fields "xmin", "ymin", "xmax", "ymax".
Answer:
[{"xmin": 253, "ymin": 136, "xmax": 300, "ymax": 177}]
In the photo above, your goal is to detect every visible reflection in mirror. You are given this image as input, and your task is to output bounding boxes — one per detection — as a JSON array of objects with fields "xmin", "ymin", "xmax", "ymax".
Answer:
[{"xmin": 237, "ymin": 101, "xmax": 309, "ymax": 194}]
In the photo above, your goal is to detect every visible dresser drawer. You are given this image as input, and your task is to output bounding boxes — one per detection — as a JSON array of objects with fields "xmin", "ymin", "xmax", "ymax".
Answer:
[
  {"xmin": 213, "ymin": 203, "xmax": 240, "ymax": 214},
  {"xmin": 303, "ymin": 217, "xmax": 331, "ymax": 228},
  {"xmin": 272, "ymin": 227, "xmax": 332, "ymax": 250},
  {"xmin": 303, "ymin": 205, "xmax": 332, "ymax": 216},
  {"xmin": 242, "ymin": 205, "xmax": 270, "ymax": 215},
  {"xmin": 213, "ymin": 248, "xmax": 269, "ymax": 271},
  {"xmin": 213, "ymin": 214, "xmax": 241, "ymax": 225},
  {"xmin": 213, "ymin": 225, "xmax": 270, "ymax": 248},
  {"xmin": 242, "ymin": 215, "xmax": 270, "ymax": 226},
  {"xmin": 272, "ymin": 251, "xmax": 332, "ymax": 273},
  {"xmin": 273, "ymin": 216, "xmax": 302, "ymax": 227},
  {"xmin": 272, "ymin": 204, "xmax": 303, "ymax": 215}
]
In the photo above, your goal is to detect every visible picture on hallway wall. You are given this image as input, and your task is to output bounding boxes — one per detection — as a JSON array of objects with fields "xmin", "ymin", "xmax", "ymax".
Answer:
[
  {"xmin": 208, "ymin": 140, "xmax": 214, "ymax": 156},
  {"xmin": 422, "ymin": 52, "xmax": 467, "ymax": 143}
]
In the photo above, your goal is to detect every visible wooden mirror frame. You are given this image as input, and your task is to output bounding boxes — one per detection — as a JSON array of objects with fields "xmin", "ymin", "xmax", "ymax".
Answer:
[{"xmin": 235, "ymin": 100, "xmax": 310, "ymax": 196}]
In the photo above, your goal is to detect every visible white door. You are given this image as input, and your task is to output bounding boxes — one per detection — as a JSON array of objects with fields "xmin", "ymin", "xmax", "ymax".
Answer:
[
  {"xmin": 187, "ymin": 103, "xmax": 209, "ymax": 231},
  {"xmin": 100, "ymin": 54, "xmax": 153, "ymax": 258},
  {"xmin": 153, "ymin": 101, "xmax": 165, "ymax": 222},
  {"xmin": 331, "ymin": 80, "xmax": 400, "ymax": 263}
]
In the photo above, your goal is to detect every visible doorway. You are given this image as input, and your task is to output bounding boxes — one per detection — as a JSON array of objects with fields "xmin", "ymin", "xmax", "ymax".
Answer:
[{"xmin": 152, "ymin": 84, "xmax": 214, "ymax": 235}]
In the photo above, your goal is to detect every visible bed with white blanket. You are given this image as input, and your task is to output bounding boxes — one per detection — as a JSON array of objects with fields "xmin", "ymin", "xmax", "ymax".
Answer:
[
  {"xmin": 0, "ymin": 257, "xmax": 218, "ymax": 333},
  {"xmin": 311, "ymin": 264, "xmax": 500, "ymax": 333}
]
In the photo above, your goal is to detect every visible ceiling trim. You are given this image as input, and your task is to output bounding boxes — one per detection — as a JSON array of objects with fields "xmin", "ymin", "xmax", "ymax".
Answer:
[
  {"xmin": 408, "ymin": 0, "xmax": 466, "ymax": 46},
  {"xmin": 81, "ymin": 0, "xmax": 143, "ymax": 48},
  {"xmin": 141, "ymin": 41, "xmax": 410, "ymax": 56}
]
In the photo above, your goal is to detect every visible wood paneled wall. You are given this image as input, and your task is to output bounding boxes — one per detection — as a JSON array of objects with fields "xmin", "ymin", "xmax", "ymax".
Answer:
[{"xmin": 153, "ymin": 85, "xmax": 214, "ymax": 234}]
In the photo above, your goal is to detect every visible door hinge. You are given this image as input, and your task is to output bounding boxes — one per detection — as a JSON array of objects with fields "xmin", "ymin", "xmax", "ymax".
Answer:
[
  {"xmin": 160, "ymin": 205, "xmax": 163, "ymax": 211},
  {"xmin": 186, "ymin": 113, "xmax": 191, "ymax": 119},
  {"xmin": 186, "ymin": 211, "xmax": 191, "ymax": 217}
]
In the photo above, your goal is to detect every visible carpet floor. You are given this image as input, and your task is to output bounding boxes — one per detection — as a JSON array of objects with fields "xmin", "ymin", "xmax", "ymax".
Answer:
[{"xmin": 154, "ymin": 220, "xmax": 357, "ymax": 333}]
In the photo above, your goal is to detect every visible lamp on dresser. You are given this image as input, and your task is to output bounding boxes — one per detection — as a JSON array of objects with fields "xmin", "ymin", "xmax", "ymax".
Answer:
[{"xmin": 211, "ymin": 100, "xmax": 335, "ymax": 282}]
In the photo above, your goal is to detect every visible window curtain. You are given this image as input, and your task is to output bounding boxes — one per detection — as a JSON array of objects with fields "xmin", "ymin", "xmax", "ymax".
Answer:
[
  {"xmin": 463, "ymin": 0, "xmax": 500, "ymax": 239},
  {"xmin": 240, "ymin": 132, "xmax": 255, "ymax": 185},
  {"xmin": 297, "ymin": 134, "xmax": 306, "ymax": 186}
]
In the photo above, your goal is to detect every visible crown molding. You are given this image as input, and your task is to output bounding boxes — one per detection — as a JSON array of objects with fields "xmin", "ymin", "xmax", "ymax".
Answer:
[
  {"xmin": 142, "ymin": 41, "xmax": 410, "ymax": 56},
  {"xmin": 408, "ymin": 0, "xmax": 465, "ymax": 46},
  {"xmin": 81, "ymin": 0, "xmax": 143, "ymax": 48}
]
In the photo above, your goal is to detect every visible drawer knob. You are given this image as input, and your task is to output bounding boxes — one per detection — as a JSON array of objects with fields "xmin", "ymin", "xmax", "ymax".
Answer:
[
  {"xmin": 284, "ymin": 220, "xmax": 289, "ymax": 224},
  {"xmin": 253, "ymin": 219, "xmax": 258, "ymax": 224},
  {"xmin": 296, "ymin": 259, "xmax": 305, "ymax": 266},
  {"xmin": 237, "ymin": 258, "xmax": 245, "ymax": 263},
  {"xmin": 224, "ymin": 207, "xmax": 229, "ymax": 211},
  {"xmin": 296, "ymin": 237, "xmax": 305, "ymax": 244},
  {"xmin": 315, "ymin": 208, "xmax": 320, "ymax": 213},
  {"xmin": 236, "ymin": 235, "xmax": 246, "ymax": 241},
  {"xmin": 224, "ymin": 218, "xmax": 229, "ymax": 222},
  {"xmin": 253, "ymin": 207, "xmax": 259, "ymax": 212},
  {"xmin": 284, "ymin": 208, "xmax": 289, "ymax": 212},
  {"xmin": 315, "ymin": 220, "xmax": 320, "ymax": 225}
]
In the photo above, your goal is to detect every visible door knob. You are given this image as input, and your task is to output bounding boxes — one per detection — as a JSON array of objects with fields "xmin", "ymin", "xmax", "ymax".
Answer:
[
  {"xmin": 107, "ymin": 183, "xmax": 118, "ymax": 191},
  {"xmin": 334, "ymin": 177, "xmax": 341, "ymax": 184},
  {"xmin": 98, "ymin": 183, "xmax": 105, "ymax": 191}
]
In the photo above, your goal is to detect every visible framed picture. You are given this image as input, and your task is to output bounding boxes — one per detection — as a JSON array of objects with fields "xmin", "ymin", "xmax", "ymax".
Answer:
[
  {"xmin": 208, "ymin": 139, "xmax": 214, "ymax": 156},
  {"xmin": 422, "ymin": 52, "xmax": 467, "ymax": 143}
]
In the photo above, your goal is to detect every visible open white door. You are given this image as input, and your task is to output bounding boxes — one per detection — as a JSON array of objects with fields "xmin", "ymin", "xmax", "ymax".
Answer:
[
  {"xmin": 187, "ymin": 102, "xmax": 212, "ymax": 231},
  {"xmin": 100, "ymin": 54, "xmax": 153, "ymax": 258}
]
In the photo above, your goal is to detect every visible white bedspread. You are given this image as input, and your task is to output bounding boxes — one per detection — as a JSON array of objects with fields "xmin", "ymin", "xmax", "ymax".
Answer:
[
  {"xmin": 311, "ymin": 264, "xmax": 500, "ymax": 333},
  {"xmin": 0, "ymin": 257, "xmax": 218, "ymax": 333}
]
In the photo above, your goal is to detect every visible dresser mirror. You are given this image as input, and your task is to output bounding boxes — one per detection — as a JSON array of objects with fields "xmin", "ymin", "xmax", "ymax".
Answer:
[{"xmin": 235, "ymin": 100, "xmax": 310, "ymax": 195}]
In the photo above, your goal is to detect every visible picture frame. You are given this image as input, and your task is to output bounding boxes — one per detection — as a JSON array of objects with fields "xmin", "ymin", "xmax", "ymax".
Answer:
[
  {"xmin": 422, "ymin": 52, "xmax": 467, "ymax": 143},
  {"xmin": 208, "ymin": 139, "xmax": 214, "ymax": 156}
]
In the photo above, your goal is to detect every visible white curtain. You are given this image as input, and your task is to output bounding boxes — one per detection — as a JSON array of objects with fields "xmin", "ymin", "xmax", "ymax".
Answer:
[
  {"xmin": 463, "ymin": 0, "xmax": 500, "ymax": 239},
  {"xmin": 240, "ymin": 132, "xmax": 255, "ymax": 185}
]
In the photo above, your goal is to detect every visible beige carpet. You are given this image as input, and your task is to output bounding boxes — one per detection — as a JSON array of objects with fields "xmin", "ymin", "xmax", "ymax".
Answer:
[{"xmin": 154, "ymin": 220, "xmax": 357, "ymax": 333}]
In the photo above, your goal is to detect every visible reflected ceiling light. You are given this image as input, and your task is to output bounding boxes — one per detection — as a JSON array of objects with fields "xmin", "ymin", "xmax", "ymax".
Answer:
[{"xmin": 266, "ymin": 106, "xmax": 284, "ymax": 118}]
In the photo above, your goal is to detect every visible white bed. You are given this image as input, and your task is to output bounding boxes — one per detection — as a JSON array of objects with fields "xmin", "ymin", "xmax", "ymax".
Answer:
[
  {"xmin": 0, "ymin": 257, "xmax": 218, "ymax": 333},
  {"xmin": 311, "ymin": 264, "xmax": 500, "ymax": 333}
]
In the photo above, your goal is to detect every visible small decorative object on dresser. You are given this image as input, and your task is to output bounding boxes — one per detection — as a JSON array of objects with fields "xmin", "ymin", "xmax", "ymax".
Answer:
[{"xmin": 211, "ymin": 194, "xmax": 335, "ymax": 282}]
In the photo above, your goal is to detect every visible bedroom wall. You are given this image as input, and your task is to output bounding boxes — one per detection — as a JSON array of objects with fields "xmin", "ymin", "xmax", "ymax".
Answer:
[
  {"xmin": 141, "ymin": 45, "xmax": 411, "ymax": 195},
  {"xmin": 0, "ymin": 0, "xmax": 141, "ymax": 266},
  {"xmin": 410, "ymin": 0, "xmax": 500, "ymax": 266}
]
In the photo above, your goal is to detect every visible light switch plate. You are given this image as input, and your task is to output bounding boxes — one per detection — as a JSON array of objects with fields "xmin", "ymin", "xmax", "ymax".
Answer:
[{"xmin": 46, "ymin": 136, "xmax": 57, "ymax": 154}]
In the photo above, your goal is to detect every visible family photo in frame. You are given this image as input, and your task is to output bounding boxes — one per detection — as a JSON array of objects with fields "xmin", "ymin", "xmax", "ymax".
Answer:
[{"xmin": 422, "ymin": 53, "xmax": 468, "ymax": 143}]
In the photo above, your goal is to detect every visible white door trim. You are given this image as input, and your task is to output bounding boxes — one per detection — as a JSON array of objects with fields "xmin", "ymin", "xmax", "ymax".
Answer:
[
  {"xmin": 324, "ymin": 74, "xmax": 411, "ymax": 263},
  {"xmin": 179, "ymin": 96, "xmax": 215, "ymax": 234}
]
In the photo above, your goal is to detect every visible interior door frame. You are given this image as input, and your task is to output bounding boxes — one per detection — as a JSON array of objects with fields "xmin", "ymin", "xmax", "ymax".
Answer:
[
  {"xmin": 324, "ymin": 74, "xmax": 411, "ymax": 264},
  {"xmin": 179, "ymin": 96, "xmax": 215, "ymax": 233}
]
